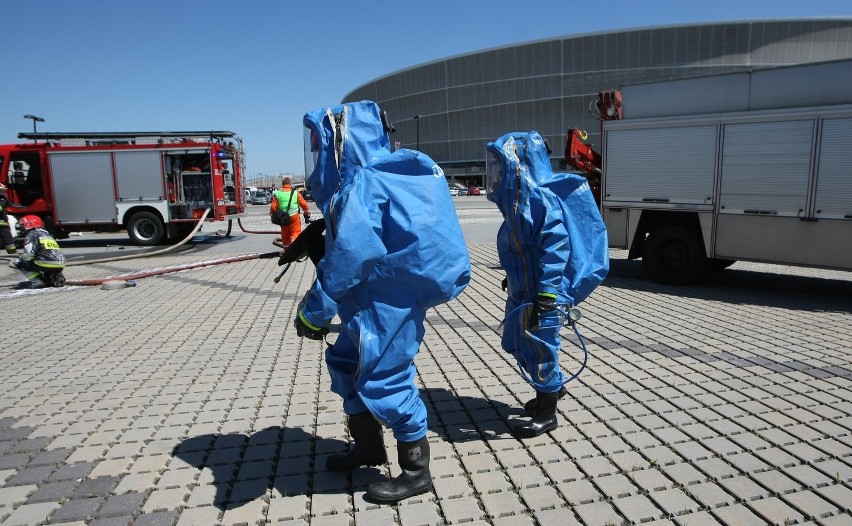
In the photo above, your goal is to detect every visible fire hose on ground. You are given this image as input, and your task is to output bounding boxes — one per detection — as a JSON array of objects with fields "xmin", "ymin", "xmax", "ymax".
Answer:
[{"xmin": 1, "ymin": 210, "xmax": 286, "ymax": 289}]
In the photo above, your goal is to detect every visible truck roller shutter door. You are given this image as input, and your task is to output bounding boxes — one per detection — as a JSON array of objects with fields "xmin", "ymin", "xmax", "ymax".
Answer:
[
  {"xmin": 719, "ymin": 120, "xmax": 813, "ymax": 217},
  {"xmin": 815, "ymin": 117, "xmax": 852, "ymax": 219},
  {"xmin": 604, "ymin": 125, "xmax": 716, "ymax": 205}
]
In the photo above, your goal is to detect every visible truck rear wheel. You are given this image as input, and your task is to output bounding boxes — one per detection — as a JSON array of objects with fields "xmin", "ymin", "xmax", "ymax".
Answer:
[
  {"xmin": 642, "ymin": 225, "xmax": 706, "ymax": 285},
  {"xmin": 127, "ymin": 211, "xmax": 165, "ymax": 246}
]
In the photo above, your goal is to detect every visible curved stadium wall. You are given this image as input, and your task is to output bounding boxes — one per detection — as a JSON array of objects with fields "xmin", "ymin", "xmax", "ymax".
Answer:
[{"xmin": 343, "ymin": 19, "xmax": 852, "ymax": 187}]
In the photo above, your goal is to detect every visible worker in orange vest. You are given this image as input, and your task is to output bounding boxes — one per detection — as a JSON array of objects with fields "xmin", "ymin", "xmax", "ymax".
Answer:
[{"xmin": 271, "ymin": 177, "xmax": 310, "ymax": 246}]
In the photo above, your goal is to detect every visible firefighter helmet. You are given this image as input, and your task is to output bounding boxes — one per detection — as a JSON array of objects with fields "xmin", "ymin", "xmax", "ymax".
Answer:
[{"xmin": 18, "ymin": 215, "xmax": 45, "ymax": 232}]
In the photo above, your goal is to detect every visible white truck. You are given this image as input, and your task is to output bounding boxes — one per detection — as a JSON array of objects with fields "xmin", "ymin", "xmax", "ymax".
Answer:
[{"xmin": 567, "ymin": 59, "xmax": 852, "ymax": 284}]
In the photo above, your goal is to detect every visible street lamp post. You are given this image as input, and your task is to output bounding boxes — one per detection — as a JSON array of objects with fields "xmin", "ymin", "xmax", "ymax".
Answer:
[
  {"xmin": 24, "ymin": 114, "xmax": 45, "ymax": 143},
  {"xmin": 413, "ymin": 114, "xmax": 421, "ymax": 151}
]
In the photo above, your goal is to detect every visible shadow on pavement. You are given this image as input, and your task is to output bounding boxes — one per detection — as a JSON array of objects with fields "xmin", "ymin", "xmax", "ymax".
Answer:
[
  {"xmin": 604, "ymin": 258, "xmax": 852, "ymax": 313},
  {"xmin": 173, "ymin": 427, "xmax": 373, "ymax": 511},
  {"xmin": 423, "ymin": 387, "xmax": 521, "ymax": 443},
  {"xmin": 172, "ymin": 390, "xmax": 523, "ymax": 509}
]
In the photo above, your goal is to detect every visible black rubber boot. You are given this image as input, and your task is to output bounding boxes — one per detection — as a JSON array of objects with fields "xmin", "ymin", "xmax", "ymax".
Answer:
[
  {"xmin": 514, "ymin": 391, "xmax": 559, "ymax": 438},
  {"xmin": 523, "ymin": 386, "xmax": 568, "ymax": 416},
  {"xmin": 45, "ymin": 272, "xmax": 65, "ymax": 288},
  {"xmin": 326, "ymin": 412, "xmax": 387, "ymax": 471},
  {"xmin": 366, "ymin": 437, "xmax": 432, "ymax": 503}
]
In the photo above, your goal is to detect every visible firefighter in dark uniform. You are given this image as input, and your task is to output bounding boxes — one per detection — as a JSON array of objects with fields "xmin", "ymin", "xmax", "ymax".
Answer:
[
  {"xmin": 0, "ymin": 183, "xmax": 17, "ymax": 255},
  {"xmin": 8, "ymin": 215, "xmax": 66, "ymax": 289}
]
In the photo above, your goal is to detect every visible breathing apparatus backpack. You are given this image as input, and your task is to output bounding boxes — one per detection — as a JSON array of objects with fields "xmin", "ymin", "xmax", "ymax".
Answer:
[{"xmin": 542, "ymin": 172, "xmax": 609, "ymax": 307}]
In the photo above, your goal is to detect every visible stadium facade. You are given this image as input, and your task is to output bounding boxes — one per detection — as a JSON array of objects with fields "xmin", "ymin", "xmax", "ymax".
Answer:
[{"xmin": 343, "ymin": 19, "xmax": 852, "ymax": 188}]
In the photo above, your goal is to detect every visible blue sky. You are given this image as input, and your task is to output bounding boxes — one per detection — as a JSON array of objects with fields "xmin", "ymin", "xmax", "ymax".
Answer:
[{"xmin": 2, "ymin": 1, "xmax": 850, "ymax": 179}]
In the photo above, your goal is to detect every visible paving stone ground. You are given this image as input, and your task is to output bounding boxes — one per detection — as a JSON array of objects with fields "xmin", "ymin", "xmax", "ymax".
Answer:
[{"xmin": 0, "ymin": 224, "xmax": 850, "ymax": 525}]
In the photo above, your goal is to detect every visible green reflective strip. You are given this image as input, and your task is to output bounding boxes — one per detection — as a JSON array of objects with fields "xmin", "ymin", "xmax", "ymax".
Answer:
[
  {"xmin": 36, "ymin": 262, "xmax": 65, "ymax": 269},
  {"xmin": 537, "ymin": 292, "xmax": 557, "ymax": 299},
  {"xmin": 299, "ymin": 310, "xmax": 323, "ymax": 331}
]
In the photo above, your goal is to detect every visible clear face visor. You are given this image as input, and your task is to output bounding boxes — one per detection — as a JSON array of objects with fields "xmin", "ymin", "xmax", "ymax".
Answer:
[
  {"xmin": 303, "ymin": 127, "xmax": 321, "ymax": 181},
  {"xmin": 485, "ymin": 149, "xmax": 504, "ymax": 198}
]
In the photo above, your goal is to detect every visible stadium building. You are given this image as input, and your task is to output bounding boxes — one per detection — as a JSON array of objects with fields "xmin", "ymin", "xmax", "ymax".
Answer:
[{"xmin": 343, "ymin": 19, "xmax": 852, "ymax": 188}]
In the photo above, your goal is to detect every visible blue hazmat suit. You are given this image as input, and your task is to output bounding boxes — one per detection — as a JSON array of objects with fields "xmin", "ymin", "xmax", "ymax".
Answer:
[
  {"xmin": 299, "ymin": 101, "xmax": 471, "ymax": 442},
  {"xmin": 485, "ymin": 131, "xmax": 608, "ymax": 392}
]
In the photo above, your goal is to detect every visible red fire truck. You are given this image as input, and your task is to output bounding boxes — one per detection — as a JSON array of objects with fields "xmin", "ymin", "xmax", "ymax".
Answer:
[{"xmin": 0, "ymin": 131, "xmax": 246, "ymax": 246}]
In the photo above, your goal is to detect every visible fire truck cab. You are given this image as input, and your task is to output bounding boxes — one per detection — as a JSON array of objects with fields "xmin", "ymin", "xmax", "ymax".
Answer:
[{"xmin": 0, "ymin": 131, "xmax": 246, "ymax": 246}]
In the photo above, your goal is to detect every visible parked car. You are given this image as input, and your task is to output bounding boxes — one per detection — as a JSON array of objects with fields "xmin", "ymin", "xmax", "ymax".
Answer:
[
  {"xmin": 448, "ymin": 186, "xmax": 460, "ymax": 196},
  {"xmin": 250, "ymin": 191, "xmax": 271, "ymax": 205},
  {"xmin": 468, "ymin": 186, "xmax": 481, "ymax": 196},
  {"xmin": 457, "ymin": 187, "xmax": 468, "ymax": 196}
]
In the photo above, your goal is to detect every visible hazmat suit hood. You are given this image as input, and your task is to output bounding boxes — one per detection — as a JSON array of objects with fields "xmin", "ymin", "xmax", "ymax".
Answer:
[
  {"xmin": 485, "ymin": 131, "xmax": 556, "ymax": 216},
  {"xmin": 303, "ymin": 101, "xmax": 392, "ymax": 213}
]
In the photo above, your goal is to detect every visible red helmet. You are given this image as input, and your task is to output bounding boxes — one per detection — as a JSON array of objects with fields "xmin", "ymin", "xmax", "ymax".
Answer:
[{"xmin": 18, "ymin": 215, "xmax": 45, "ymax": 231}]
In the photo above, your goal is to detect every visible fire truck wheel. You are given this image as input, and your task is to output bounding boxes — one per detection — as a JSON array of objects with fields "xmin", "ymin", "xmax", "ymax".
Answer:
[
  {"xmin": 642, "ymin": 225, "xmax": 707, "ymax": 285},
  {"xmin": 127, "ymin": 211, "xmax": 165, "ymax": 246}
]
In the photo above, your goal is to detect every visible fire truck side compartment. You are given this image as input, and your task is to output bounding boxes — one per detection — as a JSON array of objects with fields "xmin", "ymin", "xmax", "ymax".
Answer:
[{"xmin": 49, "ymin": 152, "xmax": 117, "ymax": 224}]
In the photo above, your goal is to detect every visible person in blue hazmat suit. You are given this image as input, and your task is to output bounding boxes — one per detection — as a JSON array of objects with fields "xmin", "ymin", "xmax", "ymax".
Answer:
[
  {"xmin": 295, "ymin": 101, "xmax": 470, "ymax": 503},
  {"xmin": 485, "ymin": 131, "xmax": 608, "ymax": 439}
]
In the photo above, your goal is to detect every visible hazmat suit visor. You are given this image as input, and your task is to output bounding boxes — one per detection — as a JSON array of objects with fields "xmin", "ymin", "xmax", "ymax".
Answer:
[
  {"xmin": 303, "ymin": 127, "xmax": 321, "ymax": 182},
  {"xmin": 485, "ymin": 149, "xmax": 505, "ymax": 199}
]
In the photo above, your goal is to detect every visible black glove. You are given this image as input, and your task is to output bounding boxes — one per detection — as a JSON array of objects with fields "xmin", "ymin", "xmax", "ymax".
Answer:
[
  {"xmin": 527, "ymin": 293, "xmax": 557, "ymax": 330},
  {"xmin": 501, "ymin": 277, "xmax": 508, "ymax": 291},
  {"xmin": 294, "ymin": 311, "xmax": 329, "ymax": 340}
]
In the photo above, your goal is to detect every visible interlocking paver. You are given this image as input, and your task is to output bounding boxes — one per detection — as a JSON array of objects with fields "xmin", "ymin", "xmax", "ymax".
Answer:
[
  {"xmin": 782, "ymin": 489, "xmax": 838, "ymax": 520},
  {"xmin": 711, "ymin": 502, "xmax": 767, "ymax": 525},
  {"xmin": 134, "ymin": 510, "xmax": 181, "ymax": 526},
  {"xmin": 142, "ymin": 487, "xmax": 190, "ymax": 513},
  {"xmin": 786, "ymin": 464, "xmax": 835, "ymax": 489},
  {"xmin": 821, "ymin": 514, "xmax": 852, "ymax": 526},
  {"xmin": 221, "ymin": 498, "xmax": 268, "ymax": 526},
  {"xmin": 352, "ymin": 505, "xmax": 396, "ymax": 525},
  {"xmin": 572, "ymin": 500, "xmax": 624, "ymax": 526},
  {"xmin": 749, "ymin": 496, "xmax": 805, "ymax": 525},
  {"xmin": 49, "ymin": 497, "xmax": 104, "ymax": 523},
  {"xmin": 432, "ymin": 473, "xmax": 476, "ymax": 499},
  {"xmin": 816, "ymin": 483, "xmax": 852, "ymax": 513},
  {"xmin": 612, "ymin": 494, "xmax": 662, "ymax": 523},
  {"xmin": 648, "ymin": 487, "xmax": 699, "ymax": 516},
  {"xmin": 574, "ymin": 456, "xmax": 618, "ymax": 478},
  {"xmin": 478, "ymin": 490, "xmax": 527, "ymax": 518},
  {"xmin": 437, "ymin": 497, "xmax": 485, "ymax": 524},
  {"xmin": 268, "ymin": 494, "xmax": 310, "ymax": 521},
  {"xmin": 175, "ymin": 505, "xmax": 222, "ymax": 525},
  {"xmin": 2, "ymin": 501, "xmax": 61, "ymax": 526},
  {"xmin": 397, "ymin": 500, "xmax": 443, "ymax": 526},
  {"xmin": 25, "ymin": 479, "xmax": 79, "ymax": 504},
  {"xmin": 532, "ymin": 506, "xmax": 582, "ymax": 526},
  {"xmin": 517, "ymin": 483, "xmax": 564, "ymax": 511}
]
